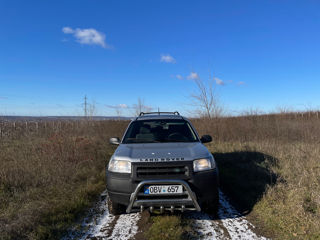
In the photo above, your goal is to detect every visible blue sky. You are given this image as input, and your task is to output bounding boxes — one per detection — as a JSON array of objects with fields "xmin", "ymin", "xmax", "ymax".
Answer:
[{"xmin": 1, "ymin": 0, "xmax": 320, "ymax": 116}]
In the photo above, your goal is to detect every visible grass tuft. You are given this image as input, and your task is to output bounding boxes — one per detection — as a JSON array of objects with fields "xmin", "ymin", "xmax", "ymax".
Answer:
[{"xmin": 145, "ymin": 215, "xmax": 183, "ymax": 240}]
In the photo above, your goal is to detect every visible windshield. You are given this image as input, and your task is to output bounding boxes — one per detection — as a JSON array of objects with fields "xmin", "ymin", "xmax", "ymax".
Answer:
[{"xmin": 122, "ymin": 119, "xmax": 198, "ymax": 143}]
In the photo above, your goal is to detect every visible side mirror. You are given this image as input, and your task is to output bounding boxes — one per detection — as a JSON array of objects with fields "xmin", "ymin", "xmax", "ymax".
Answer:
[
  {"xmin": 109, "ymin": 137, "xmax": 120, "ymax": 145},
  {"xmin": 200, "ymin": 135, "xmax": 212, "ymax": 143}
]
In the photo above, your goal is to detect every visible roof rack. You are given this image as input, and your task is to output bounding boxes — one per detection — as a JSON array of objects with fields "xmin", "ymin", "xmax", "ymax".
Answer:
[{"xmin": 139, "ymin": 111, "xmax": 180, "ymax": 116}]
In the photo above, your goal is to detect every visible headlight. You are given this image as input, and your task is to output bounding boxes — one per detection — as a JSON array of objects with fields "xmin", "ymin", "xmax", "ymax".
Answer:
[
  {"xmin": 108, "ymin": 159, "xmax": 131, "ymax": 173},
  {"xmin": 193, "ymin": 157, "xmax": 216, "ymax": 172}
]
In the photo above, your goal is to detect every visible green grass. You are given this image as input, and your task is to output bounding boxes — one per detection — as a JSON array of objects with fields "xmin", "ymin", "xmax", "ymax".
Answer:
[{"xmin": 145, "ymin": 215, "xmax": 183, "ymax": 240}]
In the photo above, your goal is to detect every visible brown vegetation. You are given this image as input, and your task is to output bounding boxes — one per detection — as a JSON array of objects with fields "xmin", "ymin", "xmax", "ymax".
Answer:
[
  {"xmin": 193, "ymin": 112, "xmax": 320, "ymax": 239},
  {"xmin": 1, "ymin": 112, "xmax": 319, "ymax": 239},
  {"xmin": 0, "ymin": 120, "xmax": 128, "ymax": 240}
]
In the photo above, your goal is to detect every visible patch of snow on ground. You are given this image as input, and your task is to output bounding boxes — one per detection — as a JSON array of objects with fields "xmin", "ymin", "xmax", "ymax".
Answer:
[
  {"xmin": 218, "ymin": 191, "xmax": 268, "ymax": 240},
  {"xmin": 64, "ymin": 190, "xmax": 268, "ymax": 240},
  {"xmin": 79, "ymin": 200, "xmax": 115, "ymax": 240},
  {"xmin": 75, "ymin": 197, "xmax": 140, "ymax": 240},
  {"xmin": 108, "ymin": 213, "xmax": 140, "ymax": 240},
  {"xmin": 186, "ymin": 211, "xmax": 225, "ymax": 239}
]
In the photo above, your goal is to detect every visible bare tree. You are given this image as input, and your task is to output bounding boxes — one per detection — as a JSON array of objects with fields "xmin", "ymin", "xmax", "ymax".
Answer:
[
  {"xmin": 190, "ymin": 77, "xmax": 224, "ymax": 119},
  {"xmin": 115, "ymin": 107, "xmax": 122, "ymax": 118},
  {"xmin": 87, "ymin": 101, "xmax": 97, "ymax": 119},
  {"xmin": 83, "ymin": 95, "xmax": 88, "ymax": 118},
  {"xmin": 132, "ymin": 98, "xmax": 153, "ymax": 116}
]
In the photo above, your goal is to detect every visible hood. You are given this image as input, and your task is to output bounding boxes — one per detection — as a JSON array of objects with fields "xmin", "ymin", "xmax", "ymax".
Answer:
[{"xmin": 112, "ymin": 142, "xmax": 211, "ymax": 162}]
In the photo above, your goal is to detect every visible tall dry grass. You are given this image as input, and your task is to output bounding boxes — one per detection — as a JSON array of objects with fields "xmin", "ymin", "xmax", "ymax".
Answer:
[
  {"xmin": 0, "ymin": 120, "xmax": 128, "ymax": 240},
  {"xmin": 1, "ymin": 113, "xmax": 319, "ymax": 239},
  {"xmin": 193, "ymin": 112, "xmax": 320, "ymax": 239}
]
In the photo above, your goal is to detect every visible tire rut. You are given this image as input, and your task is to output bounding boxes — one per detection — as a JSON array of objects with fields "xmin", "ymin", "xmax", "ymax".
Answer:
[
  {"xmin": 182, "ymin": 191, "xmax": 268, "ymax": 240},
  {"xmin": 64, "ymin": 190, "xmax": 268, "ymax": 240}
]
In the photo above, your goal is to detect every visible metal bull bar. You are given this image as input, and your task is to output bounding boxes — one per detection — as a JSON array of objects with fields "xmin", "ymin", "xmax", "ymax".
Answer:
[{"xmin": 126, "ymin": 179, "xmax": 201, "ymax": 213}]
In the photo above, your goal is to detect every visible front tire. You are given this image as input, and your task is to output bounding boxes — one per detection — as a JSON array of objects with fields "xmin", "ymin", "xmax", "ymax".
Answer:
[{"xmin": 107, "ymin": 194, "xmax": 125, "ymax": 215}]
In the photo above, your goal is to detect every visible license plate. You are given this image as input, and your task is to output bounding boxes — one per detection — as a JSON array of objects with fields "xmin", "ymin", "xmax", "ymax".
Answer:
[{"xmin": 144, "ymin": 185, "xmax": 183, "ymax": 194}]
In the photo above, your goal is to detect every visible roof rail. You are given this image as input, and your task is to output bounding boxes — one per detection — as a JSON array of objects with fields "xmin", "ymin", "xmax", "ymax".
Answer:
[{"xmin": 139, "ymin": 111, "xmax": 180, "ymax": 116}]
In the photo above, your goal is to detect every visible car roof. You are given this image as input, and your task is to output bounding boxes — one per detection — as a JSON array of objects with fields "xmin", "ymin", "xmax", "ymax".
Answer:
[{"xmin": 135, "ymin": 114, "xmax": 184, "ymax": 121}]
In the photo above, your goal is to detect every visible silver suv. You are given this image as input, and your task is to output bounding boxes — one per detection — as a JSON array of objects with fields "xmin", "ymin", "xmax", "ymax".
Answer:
[{"xmin": 106, "ymin": 112, "xmax": 219, "ymax": 214}]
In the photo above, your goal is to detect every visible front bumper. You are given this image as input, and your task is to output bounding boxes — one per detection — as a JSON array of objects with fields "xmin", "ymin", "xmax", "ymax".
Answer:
[
  {"xmin": 126, "ymin": 179, "xmax": 200, "ymax": 213},
  {"xmin": 106, "ymin": 163, "xmax": 219, "ymax": 212}
]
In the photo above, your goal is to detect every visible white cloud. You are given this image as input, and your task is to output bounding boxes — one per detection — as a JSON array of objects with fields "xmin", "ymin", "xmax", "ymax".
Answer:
[
  {"xmin": 62, "ymin": 27, "xmax": 109, "ymax": 48},
  {"xmin": 106, "ymin": 104, "xmax": 128, "ymax": 109},
  {"xmin": 187, "ymin": 72, "xmax": 200, "ymax": 80},
  {"xmin": 214, "ymin": 77, "xmax": 225, "ymax": 86},
  {"xmin": 62, "ymin": 27, "xmax": 74, "ymax": 34},
  {"xmin": 238, "ymin": 81, "xmax": 245, "ymax": 85},
  {"xmin": 176, "ymin": 74, "xmax": 183, "ymax": 80},
  {"xmin": 160, "ymin": 54, "xmax": 176, "ymax": 64}
]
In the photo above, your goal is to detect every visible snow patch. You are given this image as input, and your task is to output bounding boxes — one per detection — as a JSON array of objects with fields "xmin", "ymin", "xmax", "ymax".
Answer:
[
  {"xmin": 218, "ymin": 191, "xmax": 268, "ymax": 240},
  {"xmin": 82, "ymin": 209, "xmax": 115, "ymax": 239},
  {"xmin": 186, "ymin": 212, "xmax": 225, "ymax": 239},
  {"xmin": 63, "ymin": 197, "xmax": 140, "ymax": 240},
  {"xmin": 108, "ymin": 213, "xmax": 140, "ymax": 240},
  {"xmin": 184, "ymin": 190, "xmax": 268, "ymax": 240},
  {"xmin": 64, "ymin": 190, "xmax": 268, "ymax": 240},
  {"xmin": 81, "ymin": 209, "xmax": 140, "ymax": 240},
  {"xmin": 76, "ymin": 199, "xmax": 115, "ymax": 240}
]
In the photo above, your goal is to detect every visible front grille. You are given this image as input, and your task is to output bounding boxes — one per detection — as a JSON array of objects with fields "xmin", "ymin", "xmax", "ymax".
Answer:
[
  {"xmin": 137, "ymin": 166, "xmax": 187, "ymax": 178},
  {"xmin": 133, "ymin": 162, "xmax": 192, "ymax": 180}
]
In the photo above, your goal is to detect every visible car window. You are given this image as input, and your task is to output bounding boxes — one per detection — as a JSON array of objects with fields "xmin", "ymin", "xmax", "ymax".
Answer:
[{"xmin": 122, "ymin": 119, "xmax": 198, "ymax": 143}]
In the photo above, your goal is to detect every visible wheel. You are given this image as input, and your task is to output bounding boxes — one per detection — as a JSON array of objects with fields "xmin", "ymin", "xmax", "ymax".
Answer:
[
  {"xmin": 107, "ymin": 194, "xmax": 125, "ymax": 215},
  {"xmin": 202, "ymin": 192, "xmax": 220, "ymax": 216}
]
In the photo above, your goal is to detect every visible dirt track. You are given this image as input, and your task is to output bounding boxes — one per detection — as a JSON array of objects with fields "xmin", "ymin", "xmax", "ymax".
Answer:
[{"xmin": 64, "ymin": 191, "xmax": 268, "ymax": 240}]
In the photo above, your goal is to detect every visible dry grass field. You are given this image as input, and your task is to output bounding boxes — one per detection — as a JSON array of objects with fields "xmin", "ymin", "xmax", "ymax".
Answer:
[
  {"xmin": 0, "ymin": 113, "xmax": 319, "ymax": 239},
  {"xmin": 0, "ymin": 120, "xmax": 128, "ymax": 240},
  {"xmin": 193, "ymin": 113, "xmax": 320, "ymax": 239}
]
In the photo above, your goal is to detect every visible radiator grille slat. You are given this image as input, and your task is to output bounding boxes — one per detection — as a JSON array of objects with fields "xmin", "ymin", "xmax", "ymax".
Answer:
[{"xmin": 136, "ymin": 165, "xmax": 189, "ymax": 178}]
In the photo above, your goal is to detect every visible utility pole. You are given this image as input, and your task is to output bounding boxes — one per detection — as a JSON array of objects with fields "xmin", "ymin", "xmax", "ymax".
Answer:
[{"xmin": 84, "ymin": 95, "xmax": 88, "ymax": 118}]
